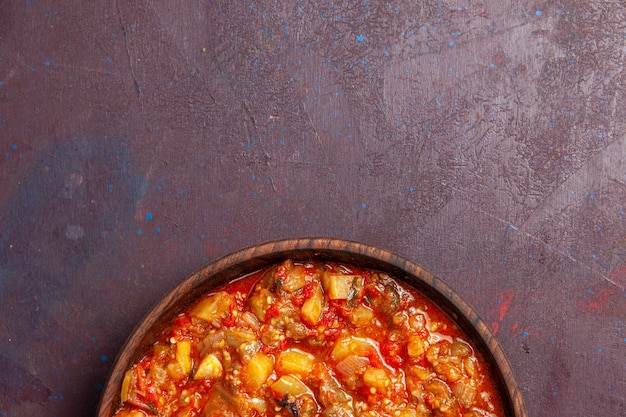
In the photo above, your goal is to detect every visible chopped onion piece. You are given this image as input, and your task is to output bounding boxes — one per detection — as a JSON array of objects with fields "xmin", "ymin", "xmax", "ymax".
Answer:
[{"xmin": 335, "ymin": 355, "xmax": 369, "ymax": 377}]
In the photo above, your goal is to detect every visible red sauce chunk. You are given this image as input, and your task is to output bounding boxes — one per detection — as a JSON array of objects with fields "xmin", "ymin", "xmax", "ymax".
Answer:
[{"xmin": 113, "ymin": 260, "xmax": 504, "ymax": 417}]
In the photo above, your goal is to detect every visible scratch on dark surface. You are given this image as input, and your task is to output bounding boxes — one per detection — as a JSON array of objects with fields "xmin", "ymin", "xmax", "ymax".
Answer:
[
  {"xmin": 563, "ymin": 256, "xmax": 624, "ymax": 290},
  {"xmin": 468, "ymin": 197, "xmax": 624, "ymax": 290},
  {"xmin": 242, "ymin": 100, "xmax": 258, "ymax": 131},
  {"xmin": 611, "ymin": 178, "xmax": 626, "ymax": 191},
  {"xmin": 241, "ymin": 100, "xmax": 276, "ymax": 181},
  {"xmin": 462, "ymin": 125, "xmax": 625, "ymax": 289},
  {"xmin": 608, "ymin": 392, "xmax": 626, "ymax": 405},
  {"xmin": 301, "ymin": 101, "xmax": 323, "ymax": 146},
  {"xmin": 115, "ymin": 0, "xmax": 144, "ymax": 111}
]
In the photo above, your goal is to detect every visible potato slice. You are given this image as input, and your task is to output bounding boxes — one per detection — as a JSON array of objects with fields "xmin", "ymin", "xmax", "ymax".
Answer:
[
  {"xmin": 194, "ymin": 354, "xmax": 223, "ymax": 380},
  {"xmin": 248, "ymin": 288, "xmax": 275, "ymax": 322},
  {"xmin": 191, "ymin": 292, "xmax": 232, "ymax": 322},
  {"xmin": 349, "ymin": 304, "xmax": 374, "ymax": 326},
  {"xmin": 330, "ymin": 336, "xmax": 378, "ymax": 362},
  {"xmin": 407, "ymin": 335, "xmax": 426, "ymax": 358},
  {"xmin": 271, "ymin": 375, "xmax": 310, "ymax": 397},
  {"xmin": 300, "ymin": 283, "xmax": 323, "ymax": 325},
  {"xmin": 363, "ymin": 367, "xmax": 391, "ymax": 392},
  {"xmin": 323, "ymin": 274, "xmax": 363, "ymax": 300},
  {"xmin": 176, "ymin": 340, "xmax": 192, "ymax": 375},
  {"xmin": 276, "ymin": 349, "xmax": 315, "ymax": 375},
  {"xmin": 244, "ymin": 353, "xmax": 274, "ymax": 390}
]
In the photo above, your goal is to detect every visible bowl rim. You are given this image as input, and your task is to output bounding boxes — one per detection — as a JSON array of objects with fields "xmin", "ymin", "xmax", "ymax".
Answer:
[{"xmin": 97, "ymin": 237, "xmax": 527, "ymax": 417}]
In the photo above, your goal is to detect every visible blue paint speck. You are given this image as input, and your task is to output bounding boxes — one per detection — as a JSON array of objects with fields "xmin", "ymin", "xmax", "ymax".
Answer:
[
  {"xmin": 448, "ymin": 41, "xmax": 455, "ymax": 47},
  {"xmin": 409, "ymin": 186, "xmax": 415, "ymax": 192},
  {"xmin": 101, "ymin": 355, "xmax": 108, "ymax": 362},
  {"xmin": 107, "ymin": 184, "xmax": 113, "ymax": 192},
  {"xmin": 45, "ymin": 61, "xmax": 50, "ymax": 68},
  {"xmin": 536, "ymin": 10, "xmax": 542, "ymax": 16},
  {"xmin": 361, "ymin": 203, "xmax": 367, "ymax": 209},
  {"xmin": 523, "ymin": 331, "xmax": 529, "ymax": 337},
  {"xmin": 552, "ymin": 391, "xmax": 557, "ymax": 396},
  {"xmin": 356, "ymin": 34, "xmax": 365, "ymax": 42},
  {"xmin": 145, "ymin": 213, "xmax": 153, "ymax": 220},
  {"xmin": 137, "ymin": 229, "xmax": 142, "ymax": 235},
  {"xmin": 155, "ymin": 227, "xmax": 161, "ymax": 233},
  {"xmin": 0, "ymin": 81, "xmax": 3, "ymax": 87},
  {"xmin": 598, "ymin": 348, "xmax": 603, "ymax": 353},
  {"xmin": 589, "ymin": 193, "xmax": 596, "ymax": 200}
]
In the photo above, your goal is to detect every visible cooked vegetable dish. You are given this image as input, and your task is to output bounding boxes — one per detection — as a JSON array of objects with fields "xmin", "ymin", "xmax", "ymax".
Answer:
[{"xmin": 113, "ymin": 260, "xmax": 504, "ymax": 417}]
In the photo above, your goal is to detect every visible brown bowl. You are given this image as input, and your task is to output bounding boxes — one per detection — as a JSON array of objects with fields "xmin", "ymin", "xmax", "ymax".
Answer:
[{"xmin": 97, "ymin": 238, "xmax": 527, "ymax": 417}]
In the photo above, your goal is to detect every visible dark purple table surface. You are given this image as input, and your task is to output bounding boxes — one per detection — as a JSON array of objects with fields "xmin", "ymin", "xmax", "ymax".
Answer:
[{"xmin": 1, "ymin": 1, "xmax": 625, "ymax": 416}]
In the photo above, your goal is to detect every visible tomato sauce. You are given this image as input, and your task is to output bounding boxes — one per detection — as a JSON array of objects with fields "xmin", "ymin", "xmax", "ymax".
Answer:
[{"xmin": 113, "ymin": 260, "xmax": 504, "ymax": 417}]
